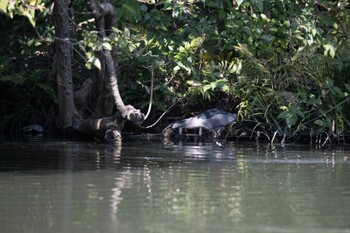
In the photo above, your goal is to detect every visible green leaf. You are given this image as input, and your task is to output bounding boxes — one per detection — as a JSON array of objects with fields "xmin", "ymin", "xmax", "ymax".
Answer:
[
  {"xmin": 324, "ymin": 78, "xmax": 334, "ymax": 88},
  {"xmin": 277, "ymin": 111, "xmax": 288, "ymax": 119},
  {"xmin": 176, "ymin": 61, "xmax": 191, "ymax": 74},
  {"xmin": 0, "ymin": 0, "xmax": 8, "ymax": 13},
  {"xmin": 237, "ymin": 0, "xmax": 244, "ymax": 7},
  {"xmin": 311, "ymin": 27, "xmax": 317, "ymax": 36},
  {"xmin": 260, "ymin": 13, "xmax": 269, "ymax": 21},
  {"xmin": 261, "ymin": 35, "xmax": 275, "ymax": 42},
  {"xmin": 314, "ymin": 119, "xmax": 326, "ymax": 126},
  {"xmin": 333, "ymin": 86, "xmax": 344, "ymax": 97},
  {"xmin": 252, "ymin": 0, "xmax": 263, "ymax": 11},
  {"xmin": 23, "ymin": 9, "xmax": 36, "ymax": 27},
  {"xmin": 34, "ymin": 41, "xmax": 41, "ymax": 46},
  {"xmin": 173, "ymin": 65, "xmax": 180, "ymax": 75},
  {"xmin": 286, "ymin": 115, "xmax": 297, "ymax": 128},
  {"xmin": 0, "ymin": 74, "xmax": 26, "ymax": 85},
  {"xmin": 89, "ymin": 56, "xmax": 101, "ymax": 70},
  {"xmin": 187, "ymin": 80, "xmax": 202, "ymax": 87},
  {"xmin": 124, "ymin": 27, "xmax": 130, "ymax": 37},
  {"xmin": 102, "ymin": 42, "xmax": 112, "ymax": 51},
  {"xmin": 203, "ymin": 84, "xmax": 212, "ymax": 92},
  {"xmin": 128, "ymin": 44, "xmax": 136, "ymax": 52},
  {"xmin": 323, "ymin": 43, "xmax": 336, "ymax": 58},
  {"xmin": 242, "ymin": 26, "xmax": 252, "ymax": 35},
  {"xmin": 221, "ymin": 84, "xmax": 230, "ymax": 92},
  {"xmin": 190, "ymin": 37, "xmax": 202, "ymax": 48},
  {"xmin": 344, "ymin": 83, "xmax": 350, "ymax": 92},
  {"xmin": 140, "ymin": 4, "xmax": 147, "ymax": 12},
  {"xmin": 297, "ymin": 111, "xmax": 305, "ymax": 118}
]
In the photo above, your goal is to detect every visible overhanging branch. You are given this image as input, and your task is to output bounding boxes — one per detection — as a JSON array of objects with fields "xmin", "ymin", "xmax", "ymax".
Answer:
[{"xmin": 84, "ymin": 0, "xmax": 145, "ymax": 129}]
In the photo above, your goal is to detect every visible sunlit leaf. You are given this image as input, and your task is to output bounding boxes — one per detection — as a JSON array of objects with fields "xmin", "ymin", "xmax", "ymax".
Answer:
[
  {"xmin": 102, "ymin": 42, "xmax": 112, "ymax": 51},
  {"xmin": 0, "ymin": 0, "xmax": 9, "ymax": 13},
  {"xmin": 221, "ymin": 84, "xmax": 230, "ymax": 92},
  {"xmin": 187, "ymin": 80, "xmax": 202, "ymax": 87},
  {"xmin": 23, "ymin": 10, "xmax": 36, "ymax": 27},
  {"xmin": 311, "ymin": 27, "xmax": 317, "ymax": 36},
  {"xmin": 176, "ymin": 61, "xmax": 191, "ymax": 74},
  {"xmin": 89, "ymin": 56, "xmax": 101, "ymax": 70},
  {"xmin": 128, "ymin": 44, "xmax": 136, "ymax": 52},
  {"xmin": 323, "ymin": 43, "xmax": 336, "ymax": 58},
  {"xmin": 237, "ymin": 0, "xmax": 244, "ymax": 7},
  {"xmin": 260, "ymin": 13, "xmax": 268, "ymax": 21},
  {"xmin": 190, "ymin": 37, "xmax": 202, "ymax": 48},
  {"xmin": 124, "ymin": 27, "xmax": 130, "ymax": 37},
  {"xmin": 173, "ymin": 65, "xmax": 180, "ymax": 74},
  {"xmin": 203, "ymin": 84, "xmax": 212, "ymax": 92},
  {"xmin": 30, "ymin": 0, "xmax": 37, "ymax": 6}
]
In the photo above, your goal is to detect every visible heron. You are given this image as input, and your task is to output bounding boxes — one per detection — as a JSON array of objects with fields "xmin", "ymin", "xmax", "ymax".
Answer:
[{"xmin": 165, "ymin": 108, "xmax": 237, "ymax": 136}]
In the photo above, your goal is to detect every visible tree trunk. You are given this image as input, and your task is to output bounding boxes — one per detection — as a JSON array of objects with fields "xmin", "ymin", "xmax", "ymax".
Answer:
[
  {"xmin": 54, "ymin": 0, "xmax": 77, "ymax": 128},
  {"xmin": 73, "ymin": 0, "xmax": 145, "ymax": 142},
  {"xmin": 85, "ymin": 0, "xmax": 126, "ymax": 112}
]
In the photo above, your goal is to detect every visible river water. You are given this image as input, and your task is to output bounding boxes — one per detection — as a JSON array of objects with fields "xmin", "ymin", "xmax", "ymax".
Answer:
[{"xmin": 0, "ymin": 137, "xmax": 350, "ymax": 233}]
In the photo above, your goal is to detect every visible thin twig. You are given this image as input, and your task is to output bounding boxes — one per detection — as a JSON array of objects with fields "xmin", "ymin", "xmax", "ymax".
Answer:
[
  {"xmin": 303, "ymin": 97, "xmax": 350, "ymax": 126},
  {"xmin": 138, "ymin": 98, "xmax": 182, "ymax": 129}
]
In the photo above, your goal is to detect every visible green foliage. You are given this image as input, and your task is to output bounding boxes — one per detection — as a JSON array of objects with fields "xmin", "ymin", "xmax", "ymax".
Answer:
[
  {"xmin": 0, "ymin": 54, "xmax": 55, "ymax": 131},
  {"xmin": 1, "ymin": 0, "xmax": 350, "ymax": 140},
  {"xmin": 115, "ymin": 0, "xmax": 142, "ymax": 22},
  {"xmin": 0, "ymin": 0, "xmax": 49, "ymax": 26}
]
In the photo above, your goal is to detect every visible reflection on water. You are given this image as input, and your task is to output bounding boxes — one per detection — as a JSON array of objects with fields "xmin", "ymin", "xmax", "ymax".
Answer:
[{"xmin": 0, "ymin": 138, "xmax": 350, "ymax": 233}]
